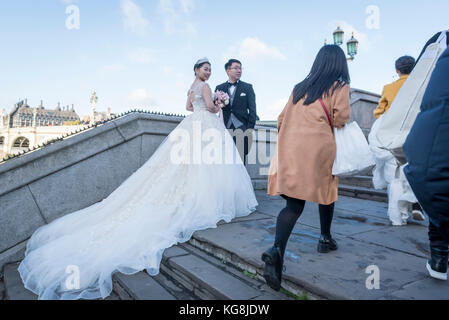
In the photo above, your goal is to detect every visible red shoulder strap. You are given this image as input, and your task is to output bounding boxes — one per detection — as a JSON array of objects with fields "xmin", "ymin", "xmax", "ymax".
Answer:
[{"xmin": 319, "ymin": 98, "xmax": 333, "ymax": 130}]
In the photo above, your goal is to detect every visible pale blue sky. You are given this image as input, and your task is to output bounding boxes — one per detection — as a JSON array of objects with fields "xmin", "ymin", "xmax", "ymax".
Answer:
[{"xmin": 0, "ymin": 0, "xmax": 448, "ymax": 120}]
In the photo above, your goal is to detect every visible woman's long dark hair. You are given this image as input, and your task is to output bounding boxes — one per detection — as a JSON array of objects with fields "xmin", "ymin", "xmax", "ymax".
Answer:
[{"xmin": 293, "ymin": 45, "xmax": 350, "ymax": 105}]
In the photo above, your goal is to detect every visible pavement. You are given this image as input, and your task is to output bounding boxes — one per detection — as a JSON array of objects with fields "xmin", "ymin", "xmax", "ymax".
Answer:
[{"xmin": 189, "ymin": 190, "xmax": 449, "ymax": 300}]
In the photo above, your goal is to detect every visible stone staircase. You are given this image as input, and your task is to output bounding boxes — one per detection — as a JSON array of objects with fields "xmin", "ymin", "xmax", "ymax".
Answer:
[
  {"xmin": 254, "ymin": 174, "xmax": 388, "ymax": 203},
  {"xmin": 1, "ymin": 243, "xmax": 292, "ymax": 300},
  {"xmin": 339, "ymin": 173, "xmax": 387, "ymax": 203}
]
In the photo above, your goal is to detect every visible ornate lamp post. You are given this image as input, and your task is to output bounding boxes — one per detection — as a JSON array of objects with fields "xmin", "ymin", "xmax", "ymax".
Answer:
[
  {"xmin": 346, "ymin": 32, "xmax": 359, "ymax": 61},
  {"xmin": 327, "ymin": 26, "xmax": 359, "ymax": 61},
  {"xmin": 333, "ymin": 25, "xmax": 344, "ymax": 46}
]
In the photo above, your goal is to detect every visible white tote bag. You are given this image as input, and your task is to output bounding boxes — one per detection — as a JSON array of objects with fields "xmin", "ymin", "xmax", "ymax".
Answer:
[
  {"xmin": 318, "ymin": 98, "xmax": 375, "ymax": 177},
  {"xmin": 376, "ymin": 31, "xmax": 448, "ymax": 164},
  {"xmin": 332, "ymin": 122, "xmax": 375, "ymax": 176}
]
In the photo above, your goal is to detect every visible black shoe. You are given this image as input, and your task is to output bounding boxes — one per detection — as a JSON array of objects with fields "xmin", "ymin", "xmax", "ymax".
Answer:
[
  {"xmin": 411, "ymin": 203, "xmax": 425, "ymax": 221},
  {"xmin": 261, "ymin": 246, "xmax": 283, "ymax": 291},
  {"xmin": 317, "ymin": 234, "xmax": 338, "ymax": 253},
  {"xmin": 426, "ymin": 247, "xmax": 448, "ymax": 280}
]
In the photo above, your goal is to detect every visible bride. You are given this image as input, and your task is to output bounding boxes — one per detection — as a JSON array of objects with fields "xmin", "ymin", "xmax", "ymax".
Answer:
[{"xmin": 18, "ymin": 58, "xmax": 259, "ymax": 300}]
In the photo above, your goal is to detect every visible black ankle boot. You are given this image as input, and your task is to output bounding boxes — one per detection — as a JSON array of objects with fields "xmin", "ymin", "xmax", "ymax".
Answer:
[
  {"xmin": 261, "ymin": 246, "xmax": 283, "ymax": 291},
  {"xmin": 317, "ymin": 234, "xmax": 338, "ymax": 253},
  {"xmin": 426, "ymin": 247, "xmax": 448, "ymax": 280}
]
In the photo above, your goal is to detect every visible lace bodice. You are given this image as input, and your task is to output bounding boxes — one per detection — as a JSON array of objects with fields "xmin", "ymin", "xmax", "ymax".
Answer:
[{"xmin": 189, "ymin": 81, "xmax": 212, "ymax": 112}]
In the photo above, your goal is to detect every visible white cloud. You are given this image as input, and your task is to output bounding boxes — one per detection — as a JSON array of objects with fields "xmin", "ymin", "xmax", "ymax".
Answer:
[
  {"xmin": 179, "ymin": 0, "xmax": 195, "ymax": 13},
  {"xmin": 121, "ymin": 0, "xmax": 150, "ymax": 36},
  {"xmin": 224, "ymin": 37, "xmax": 287, "ymax": 61},
  {"xmin": 128, "ymin": 48, "xmax": 155, "ymax": 64},
  {"xmin": 158, "ymin": 0, "xmax": 196, "ymax": 35},
  {"xmin": 261, "ymin": 98, "xmax": 288, "ymax": 121},
  {"xmin": 99, "ymin": 64, "xmax": 125, "ymax": 73},
  {"xmin": 127, "ymin": 89, "xmax": 157, "ymax": 106},
  {"xmin": 159, "ymin": 0, "xmax": 179, "ymax": 34},
  {"xmin": 163, "ymin": 66, "xmax": 192, "ymax": 92},
  {"xmin": 163, "ymin": 65, "xmax": 175, "ymax": 74}
]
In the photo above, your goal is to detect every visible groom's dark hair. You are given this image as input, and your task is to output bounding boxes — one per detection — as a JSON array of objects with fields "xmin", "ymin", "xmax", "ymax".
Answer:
[{"xmin": 225, "ymin": 59, "xmax": 242, "ymax": 70}]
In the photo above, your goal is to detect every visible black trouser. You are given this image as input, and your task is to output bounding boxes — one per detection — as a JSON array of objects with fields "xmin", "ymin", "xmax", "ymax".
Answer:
[
  {"xmin": 229, "ymin": 124, "xmax": 253, "ymax": 166},
  {"xmin": 429, "ymin": 219, "xmax": 449, "ymax": 251},
  {"xmin": 274, "ymin": 195, "xmax": 335, "ymax": 258}
]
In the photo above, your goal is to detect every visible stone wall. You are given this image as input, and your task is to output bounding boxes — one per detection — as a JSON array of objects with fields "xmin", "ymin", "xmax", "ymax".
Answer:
[{"xmin": 350, "ymin": 88, "xmax": 381, "ymax": 136}]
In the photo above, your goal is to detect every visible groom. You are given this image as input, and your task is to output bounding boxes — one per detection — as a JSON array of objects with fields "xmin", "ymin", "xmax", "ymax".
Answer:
[{"xmin": 215, "ymin": 59, "xmax": 258, "ymax": 165}]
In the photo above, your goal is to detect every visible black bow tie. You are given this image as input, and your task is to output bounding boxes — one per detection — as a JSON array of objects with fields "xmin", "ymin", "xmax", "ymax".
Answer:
[{"xmin": 228, "ymin": 81, "xmax": 238, "ymax": 87}]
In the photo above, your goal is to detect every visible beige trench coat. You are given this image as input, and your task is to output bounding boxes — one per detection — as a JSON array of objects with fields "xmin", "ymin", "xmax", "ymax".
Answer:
[{"xmin": 267, "ymin": 84, "xmax": 351, "ymax": 205}]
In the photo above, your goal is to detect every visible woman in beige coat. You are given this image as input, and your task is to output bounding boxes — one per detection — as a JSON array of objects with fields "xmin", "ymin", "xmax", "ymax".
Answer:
[{"xmin": 262, "ymin": 45, "xmax": 351, "ymax": 291}]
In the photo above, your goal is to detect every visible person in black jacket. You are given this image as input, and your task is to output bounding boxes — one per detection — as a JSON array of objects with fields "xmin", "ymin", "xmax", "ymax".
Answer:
[
  {"xmin": 404, "ymin": 46, "xmax": 449, "ymax": 281},
  {"xmin": 415, "ymin": 30, "xmax": 449, "ymax": 65},
  {"xmin": 215, "ymin": 59, "xmax": 258, "ymax": 165}
]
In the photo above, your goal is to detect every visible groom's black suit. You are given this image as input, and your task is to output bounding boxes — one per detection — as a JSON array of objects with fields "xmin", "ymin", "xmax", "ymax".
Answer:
[
  {"xmin": 215, "ymin": 81, "xmax": 258, "ymax": 165},
  {"xmin": 215, "ymin": 81, "xmax": 258, "ymax": 131}
]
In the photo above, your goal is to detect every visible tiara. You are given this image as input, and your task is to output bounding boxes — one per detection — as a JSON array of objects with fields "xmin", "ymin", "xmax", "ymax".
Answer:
[{"xmin": 195, "ymin": 57, "xmax": 210, "ymax": 65}]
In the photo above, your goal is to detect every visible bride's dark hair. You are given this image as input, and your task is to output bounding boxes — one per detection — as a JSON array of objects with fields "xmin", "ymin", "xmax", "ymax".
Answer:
[{"xmin": 293, "ymin": 45, "xmax": 350, "ymax": 105}]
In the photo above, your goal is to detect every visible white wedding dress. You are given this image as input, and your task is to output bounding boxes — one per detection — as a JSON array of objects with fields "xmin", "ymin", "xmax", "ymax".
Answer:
[{"xmin": 18, "ymin": 81, "xmax": 258, "ymax": 300}]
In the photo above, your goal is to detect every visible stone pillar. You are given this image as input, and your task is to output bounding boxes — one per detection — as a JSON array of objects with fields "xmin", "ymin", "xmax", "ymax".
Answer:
[
  {"xmin": 32, "ymin": 108, "xmax": 37, "ymax": 128},
  {"xmin": 91, "ymin": 107, "xmax": 96, "ymax": 125},
  {"xmin": 4, "ymin": 130, "xmax": 10, "ymax": 154}
]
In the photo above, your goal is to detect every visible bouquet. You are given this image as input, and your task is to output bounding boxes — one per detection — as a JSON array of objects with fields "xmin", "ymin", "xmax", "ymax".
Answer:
[{"xmin": 214, "ymin": 90, "xmax": 230, "ymax": 108}]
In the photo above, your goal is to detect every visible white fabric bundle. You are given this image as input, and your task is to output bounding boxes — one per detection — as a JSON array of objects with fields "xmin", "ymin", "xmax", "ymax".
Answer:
[{"xmin": 368, "ymin": 115, "xmax": 397, "ymax": 190}]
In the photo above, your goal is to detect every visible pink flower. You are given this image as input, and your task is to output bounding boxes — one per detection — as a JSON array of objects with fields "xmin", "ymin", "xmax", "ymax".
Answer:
[{"xmin": 214, "ymin": 90, "xmax": 230, "ymax": 107}]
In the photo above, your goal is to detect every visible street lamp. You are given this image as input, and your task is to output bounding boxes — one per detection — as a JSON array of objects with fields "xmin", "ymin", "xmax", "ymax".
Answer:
[
  {"xmin": 333, "ymin": 25, "xmax": 344, "ymax": 46},
  {"xmin": 329, "ymin": 26, "xmax": 359, "ymax": 61},
  {"xmin": 346, "ymin": 32, "xmax": 359, "ymax": 61}
]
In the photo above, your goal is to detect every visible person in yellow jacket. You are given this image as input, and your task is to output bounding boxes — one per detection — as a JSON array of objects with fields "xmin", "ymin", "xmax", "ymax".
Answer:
[
  {"xmin": 373, "ymin": 54, "xmax": 425, "ymax": 221},
  {"xmin": 374, "ymin": 55, "xmax": 416, "ymax": 119}
]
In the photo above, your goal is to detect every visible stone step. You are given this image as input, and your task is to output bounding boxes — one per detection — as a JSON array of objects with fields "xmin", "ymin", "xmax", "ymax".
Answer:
[
  {"xmin": 339, "ymin": 175, "xmax": 374, "ymax": 189},
  {"xmin": 187, "ymin": 237, "xmax": 321, "ymax": 300},
  {"xmin": 338, "ymin": 184, "xmax": 387, "ymax": 203},
  {"xmin": 2, "ymin": 262, "xmax": 122, "ymax": 300},
  {"xmin": 112, "ymin": 271, "xmax": 177, "ymax": 300},
  {"xmin": 158, "ymin": 244, "xmax": 290, "ymax": 300},
  {"xmin": 3, "ymin": 263, "xmax": 37, "ymax": 300},
  {"xmin": 2, "ymin": 244, "xmax": 287, "ymax": 300},
  {"xmin": 2, "ymin": 262, "xmax": 188, "ymax": 300},
  {"xmin": 253, "ymin": 177, "xmax": 387, "ymax": 203},
  {"xmin": 252, "ymin": 179, "xmax": 267, "ymax": 191},
  {"xmin": 1, "ymin": 277, "xmax": 5, "ymax": 300}
]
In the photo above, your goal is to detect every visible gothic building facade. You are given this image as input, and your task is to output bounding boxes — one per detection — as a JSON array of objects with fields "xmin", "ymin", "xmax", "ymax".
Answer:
[
  {"xmin": 2, "ymin": 100, "xmax": 80, "ymax": 128},
  {"xmin": 0, "ymin": 100, "xmax": 83, "ymax": 157}
]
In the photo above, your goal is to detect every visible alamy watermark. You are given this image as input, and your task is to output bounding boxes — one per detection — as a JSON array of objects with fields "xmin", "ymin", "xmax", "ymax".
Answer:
[
  {"xmin": 65, "ymin": 5, "xmax": 80, "ymax": 30},
  {"xmin": 65, "ymin": 265, "xmax": 81, "ymax": 291},
  {"xmin": 168, "ymin": 121, "xmax": 276, "ymax": 175},
  {"xmin": 365, "ymin": 265, "xmax": 380, "ymax": 290},
  {"xmin": 365, "ymin": 5, "xmax": 380, "ymax": 30}
]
